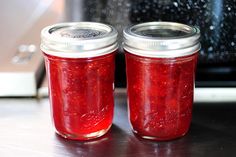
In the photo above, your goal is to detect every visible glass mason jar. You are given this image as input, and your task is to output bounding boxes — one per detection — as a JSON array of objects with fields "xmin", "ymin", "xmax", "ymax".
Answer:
[
  {"xmin": 41, "ymin": 22, "xmax": 118, "ymax": 140},
  {"xmin": 124, "ymin": 22, "xmax": 200, "ymax": 141}
]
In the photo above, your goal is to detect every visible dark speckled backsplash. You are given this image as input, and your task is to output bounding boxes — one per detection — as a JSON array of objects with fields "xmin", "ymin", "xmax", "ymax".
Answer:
[
  {"xmin": 67, "ymin": 0, "xmax": 236, "ymax": 64},
  {"xmin": 65, "ymin": 0, "xmax": 236, "ymax": 87}
]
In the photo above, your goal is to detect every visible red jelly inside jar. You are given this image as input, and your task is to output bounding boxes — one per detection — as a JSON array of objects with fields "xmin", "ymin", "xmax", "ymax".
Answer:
[
  {"xmin": 41, "ymin": 22, "xmax": 118, "ymax": 140},
  {"xmin": 124, "ymin": 22, "xmax": 200, "ymax": 140}
]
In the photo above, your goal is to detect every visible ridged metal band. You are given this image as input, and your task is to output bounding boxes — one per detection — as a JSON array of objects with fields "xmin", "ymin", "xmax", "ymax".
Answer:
[
  {"xmin": 123, "ymin": 22, "xmax": 200, "ymax": 58},
  {"xmin": 41, "ymin": 22, "xmax": 118, "ymax": 58}
]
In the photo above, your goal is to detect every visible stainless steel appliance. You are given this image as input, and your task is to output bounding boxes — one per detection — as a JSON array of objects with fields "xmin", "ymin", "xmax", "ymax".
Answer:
[{"xmin": 0, "ymin": 0, "xmax": 63, "ymax": 96}]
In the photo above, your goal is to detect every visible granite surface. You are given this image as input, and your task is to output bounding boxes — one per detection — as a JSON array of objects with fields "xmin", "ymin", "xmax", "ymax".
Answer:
[{"xmin": 69, "ymin": 0, "xmax": 236, "ymax": 64}]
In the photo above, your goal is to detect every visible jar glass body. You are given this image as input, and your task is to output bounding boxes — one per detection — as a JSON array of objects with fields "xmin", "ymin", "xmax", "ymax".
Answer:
[
  {"xmin": 125, "ymin": 51, "xmax": 198, "ymax": 140},
  {"xmin": 43, "ymin": 51, "xmax": 116, "ymax": 140}
]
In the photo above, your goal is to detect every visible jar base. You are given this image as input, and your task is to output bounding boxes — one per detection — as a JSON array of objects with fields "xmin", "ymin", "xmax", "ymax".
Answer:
[
  {"xmin": 132, "ymin": 130, "xmax": 188, "ymax": 141},
  {"xmin": 55, "ymin": 125, "xmax": 112, "ymax": 141}
]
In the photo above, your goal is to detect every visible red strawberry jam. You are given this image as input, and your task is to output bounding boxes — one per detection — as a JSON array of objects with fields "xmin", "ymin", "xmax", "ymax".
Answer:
[
  {"xmin": 44, "ymin": 52, "xmax": 115, "ymax": 140},
  {"xmin": 124, "ymin": 22, "xmax": 200, "ymax": 140},
  {"xmin": 41, "ymin": 22, "xmax": 118, "ymax": 140},
  {"xmin": 126, "ymin": 52, "xmax": 198, "ymax": 140}
]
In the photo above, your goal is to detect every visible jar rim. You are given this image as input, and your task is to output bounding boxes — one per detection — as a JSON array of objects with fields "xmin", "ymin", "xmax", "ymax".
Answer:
[
  {"xmin": 123, "ymin": 22, "xmax": 200, "ymax": 58},
  {"xmin": 41, "ymin": 22, "xmax": 118, "ymax": 58}
]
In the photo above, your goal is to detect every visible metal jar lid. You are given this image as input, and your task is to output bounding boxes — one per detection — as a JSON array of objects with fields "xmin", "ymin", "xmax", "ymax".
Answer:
[
  {"xmin": 41, "ymin": 22, "xmax": 118, "ymax": 58},
  {"xmin": 123, "ymin": 22, "xmax": 200, "ymax": 58}
]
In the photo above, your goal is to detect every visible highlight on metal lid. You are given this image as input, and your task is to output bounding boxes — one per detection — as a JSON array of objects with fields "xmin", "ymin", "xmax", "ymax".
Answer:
[
  {"xmin": 123, "ymin": 22, "xmax": 201, "ymax": 58},
  {"xmin": 41, "ymin": 22, "xmax": 118, "ymax": 58}
]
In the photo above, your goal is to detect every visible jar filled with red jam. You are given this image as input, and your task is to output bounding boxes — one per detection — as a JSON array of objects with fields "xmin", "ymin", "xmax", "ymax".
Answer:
[
  {"xmin": 124, "ymin": 22, "xmax": 200, "ymax": 141},
  {"xmin": 41, "ymin": 22, "xmax": 118, "ymax": 140}
]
